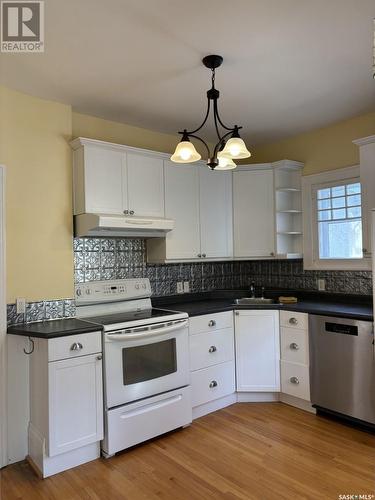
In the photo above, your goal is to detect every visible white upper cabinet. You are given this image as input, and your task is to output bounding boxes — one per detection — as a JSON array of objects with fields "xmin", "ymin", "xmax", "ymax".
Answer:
[
  {"xmin": 163, "ymin": 161, "xmax": 201, "ymax": 260},
  {"xmin": 233, "ymin": 167, "xmax": 275, "ymax": 258},
  {"xmin": 147, "ymin": 162, "xmax": 233, "ymax": 262},
  {"xmin": 235, "ymin": 310, "xmax": 280, "ymax": 392},
  {"xmin": 81, "ymin": 144, "xmax": 127, "ymax": 215},
  {"xmin": 71, "ymin": 138, "xmax": 165, "ymax": 218},
  {"xmin": 127, "ymin": 152, "xmax": 164, "ymax": 218},
  {"xmin": 199, "ymin": 167, "xmax": 233, "ymax": 259},
  {"xmin": 353, "ymin": 135, "xmax": 375, "ymax": 257}
]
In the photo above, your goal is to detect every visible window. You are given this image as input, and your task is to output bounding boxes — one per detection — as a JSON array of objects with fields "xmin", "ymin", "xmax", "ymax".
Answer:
[
  {"xmin": 316, "ymin": 181, "xmax": 362, "ymax": 259},
  {"xmin": 302, "ymin": 165, "xmax": 370, "ymax": 270}
]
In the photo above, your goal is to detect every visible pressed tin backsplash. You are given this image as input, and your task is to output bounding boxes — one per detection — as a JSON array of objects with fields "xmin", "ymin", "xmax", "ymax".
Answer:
[
  {"xmin": 73, "ymin": 238, "xmax": 372, "ymax": 296},
  {"xmin": 7, "ymin": 237, "xmax": 372, "ymax": 326}
]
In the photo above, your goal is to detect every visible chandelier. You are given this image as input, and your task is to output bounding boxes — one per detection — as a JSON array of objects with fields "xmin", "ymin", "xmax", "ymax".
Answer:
[{"xmin": 171, "ymin": 55, "xmax": 251, "ymax": 171}]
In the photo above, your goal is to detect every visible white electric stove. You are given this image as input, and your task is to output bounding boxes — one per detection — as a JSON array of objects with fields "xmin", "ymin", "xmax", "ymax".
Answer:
[{"xmin": 76, "ymin": 278, "xmax": 192, "ymax": 457}]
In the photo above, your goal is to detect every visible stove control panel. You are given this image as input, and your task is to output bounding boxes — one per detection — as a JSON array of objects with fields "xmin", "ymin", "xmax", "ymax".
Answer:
[{"xmin": 75, "ymin": 278, "xmax": 151, "ymax": 304}]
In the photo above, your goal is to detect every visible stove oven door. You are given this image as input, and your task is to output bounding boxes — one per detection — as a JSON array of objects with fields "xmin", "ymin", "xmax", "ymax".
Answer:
[{"xmin": 103, "ymin": 319, "xmax": 189, "ymax": 408}]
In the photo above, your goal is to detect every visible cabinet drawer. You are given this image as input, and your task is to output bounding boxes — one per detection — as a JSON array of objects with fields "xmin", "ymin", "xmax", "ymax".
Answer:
[
  {"xmin": 281, "ymin": 361, "xmax": 310, "ymax": 401},
  {"xmin": 280, "ymin": 311, "xmax": 308, "ymax": 330},
  {"xmin": 189, "ymin": 328, "xmax": 234, "ymax": 371},
  {"xmin": 191, "ymin": 361, "xmax": 235, "ymax": 407},
  {"xmin": 48, "ymin": 332, "xmax": 102, "ymax": 362},
  {"xmin": 189, "ymin": 311, "xmax": 233, "ymax": 336},
  {"xmin": 280, "ymin": 327, "xmax": 309, "ymax": 364}
]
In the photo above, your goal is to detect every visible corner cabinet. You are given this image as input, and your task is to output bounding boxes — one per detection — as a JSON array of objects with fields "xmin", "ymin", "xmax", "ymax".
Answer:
[
  {"xmin": 71, "ymin": 138, "xmax": 165, "ymax": 218},
  {"xmin": 233, "ymin": 161, "xmax": 303, "ymax": 259},
  {"xmin": 234, "ymin": 310, "xmax": 280, "ymax": 392},
  {"xmin": 233, "ymin": 166, "xmax": 275, "ymax": 258},
  {"xmin": 147, "ymin": 162, "xmax": 233, "ymax": 262},
  {"xmin": 28, "ymin": 332, "xmax": 103, "ymax": 478}
]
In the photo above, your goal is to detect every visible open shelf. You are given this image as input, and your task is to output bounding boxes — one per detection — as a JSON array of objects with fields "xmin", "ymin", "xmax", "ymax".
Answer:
[
  {"xmin": 276, "ymin": 187, "xmax": 301, "ymax": 192},
  {"xmin": 277, "ymin": 231, "xmax": 303, "ymax": 235},
  {"xmin": 277, "ymin": 210, "xmax": 302, "ymax": 214}
]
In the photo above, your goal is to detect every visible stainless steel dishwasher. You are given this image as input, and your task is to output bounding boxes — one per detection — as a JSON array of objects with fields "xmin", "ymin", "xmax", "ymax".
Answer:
[{"xmin": 309, "ymin": 315, "xmax": 375, "ymax": 426}]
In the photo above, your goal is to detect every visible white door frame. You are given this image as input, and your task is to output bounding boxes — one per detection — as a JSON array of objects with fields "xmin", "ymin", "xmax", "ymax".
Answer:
[{"xmin": 0, "ymin": 166, "xmax": 7, "ymax": 468}]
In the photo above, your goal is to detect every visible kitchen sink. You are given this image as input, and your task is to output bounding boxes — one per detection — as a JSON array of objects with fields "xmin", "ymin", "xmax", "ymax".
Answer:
[{"xmin": 234, "ymin": 297, "xmax": 276, "ymax": 305}]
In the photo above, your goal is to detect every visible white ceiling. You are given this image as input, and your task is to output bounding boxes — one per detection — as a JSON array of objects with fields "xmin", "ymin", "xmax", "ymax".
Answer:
[{"xmin": 1, "ymin": 0, "xmax": 374, "ymax": 145}]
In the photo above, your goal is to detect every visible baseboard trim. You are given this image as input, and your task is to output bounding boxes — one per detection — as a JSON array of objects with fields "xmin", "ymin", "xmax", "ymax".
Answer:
[
  {"xmin": 280, "ymin": 393, "xmax": 316, "ymax": 414},
  {"xmin": 237, "ymin": 392, "xmax": 280, "ymax": 403},
  {"xmin": 193, "ymin": 394, "xmax": 237, "ymax": 419}
]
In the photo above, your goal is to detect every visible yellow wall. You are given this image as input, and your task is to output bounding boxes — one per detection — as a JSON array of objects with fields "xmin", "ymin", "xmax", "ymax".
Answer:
[
  {"xmin": 1, "ymin": 85, "xmax": 374, "ymax": 303},
  {"xmin": 251, "ymin": 112, "xmax": 375, "ymax": 176},
  {"xmin": 0, "ymin": 86, "xmax": 74, "ymax": 302},
  {"xmin": 73, "ymin": 112, "xmax": 181, "ymax": 154}
]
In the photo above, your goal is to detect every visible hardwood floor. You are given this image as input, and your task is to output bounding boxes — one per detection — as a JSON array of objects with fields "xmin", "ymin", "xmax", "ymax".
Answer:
[{"xmin": 1, "ymin": 403, "xmax": 374, "ymax": 500}]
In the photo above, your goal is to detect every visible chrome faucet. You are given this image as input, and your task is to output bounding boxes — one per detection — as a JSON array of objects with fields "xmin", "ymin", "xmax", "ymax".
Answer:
[{"xmin": 249, "ymin": 282, "xmax": 256, "ymax": 298}]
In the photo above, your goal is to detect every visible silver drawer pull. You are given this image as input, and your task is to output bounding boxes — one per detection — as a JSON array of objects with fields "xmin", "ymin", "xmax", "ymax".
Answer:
[
  {"xmin": 208, "ymin": 345, "xmax": 217, "ymax": 353},
  {"xmin": 289, "ymin": 317, "xmax": 298, "ymax": 325},
  {"xmin": 290, "ymin": 376, "xmax": 299, "ymax": 385},
  {"xmin": 70, "ymin": 342, "xmax": 83, "ymax": 351},
  {"xmin": 290, "ymin": 342, "xmax": 299, "ymax": 350},
  {"xmin": 208, "ymin": 320, "xmax": 216, "ymax": 327},
  {"xmin": 209, "ymin": 380, "xmax": 218, "ymax": 388},
  {"xmin": 96, "ymin": 355, "xmax": 102, "ymax": 361}
]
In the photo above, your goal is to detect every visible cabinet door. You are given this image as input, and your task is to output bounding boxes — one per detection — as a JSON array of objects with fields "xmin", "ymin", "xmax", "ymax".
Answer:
[
  {"xmin": 233, "ymin": 169, "xmax": 275, "ymax": 258},
  {"xmin": 164, "ymin": 161, "xmax": 201, "ymax": 259},
  {"xmin": 235, "ymin": 310, "xmax": 280, "ymax": 392},
  {"xmin": 84, "ymin": 145, "xmax": 127, "ymax": 214},
  {"xmin": 199, "ymin": 167, "xmax": 233, "ymax": 258},
  {"xmin": 127, "ymin": 152, "xmax": 165, "ymax": 217},
  {"xmin": 48, "ymin": 354, "xmax": 103, "ymax": 457}
]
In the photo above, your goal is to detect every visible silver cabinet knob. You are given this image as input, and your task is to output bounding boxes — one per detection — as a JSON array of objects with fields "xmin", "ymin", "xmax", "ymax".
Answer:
[
  {"xmin": 70, "ymin": 342, "xmax": 83, "ymax": 351},
  {"xmin": 290, "ymin": 342, "xmax": 299, "ymax": 350},
  {"xmin": 289, "ymin": 317, "xmax": 298, "ymax": 325},
  {"xmin": 290, "ymin": 376, "xmax": 299, "ymax": 385},
  {"xmin": 202, "ymin": 253, "xmax": 206, "ymax": 258},
  {"xmin": 123, "ymin": 210, "xmax": 129, "ymax": 215},
  {"xmin": 209, "ymin": 380, "xmax": 218, "ymax": 388},
  {"xmin": 96, "ymin": 354, "xmax": 102, "ymax": 361},
  {"xmin": 208, "ymin": 346, "xmax": 217, "ymax": 353},
  {"xmin": 130, "ymin": 210, "xmax": 135, "ymax": 215},
  {"xmin": 197, "ymin": 254, "xmax": 202, "ymax": 258},
  {"xmin": 208, "ymin": 320, "xmax": 216, "ymax": 327},
  {"xmin": 270, "ymin": 252, "xmax": 275, "ymax": 257},
  {"xmin": 235, "ymin": 311, "xmax": 239, "ymax": 316}
]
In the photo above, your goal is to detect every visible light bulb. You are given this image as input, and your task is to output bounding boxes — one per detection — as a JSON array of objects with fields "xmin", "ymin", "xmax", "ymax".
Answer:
[{"xmin": 171, "ymin": 140, "xmax": 201, "ymax": 163}]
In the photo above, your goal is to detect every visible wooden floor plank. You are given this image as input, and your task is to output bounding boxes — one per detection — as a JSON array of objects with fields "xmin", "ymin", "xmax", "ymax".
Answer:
[{"xmin": 1, "ymin": 403, "xmax": 374, "ymax": 500}]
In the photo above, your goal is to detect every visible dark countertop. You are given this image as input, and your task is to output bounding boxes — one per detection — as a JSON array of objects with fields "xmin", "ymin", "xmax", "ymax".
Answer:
[
  {"xmin": 7, "ymin": 289, "xmax": 373, "ymax": 339},
  {"xmin": 7, "ymin": 318, "xmax": 102, "ymax": 339},
  {"xmin": 153, "ymin": 290, "xmax": 374, "ymax": 321}
]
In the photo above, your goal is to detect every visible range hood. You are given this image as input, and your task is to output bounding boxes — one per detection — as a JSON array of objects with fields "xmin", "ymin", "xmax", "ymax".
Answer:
[{"xmin": 74, "ymin": 213, "xmax": 174, "ymax": 238}]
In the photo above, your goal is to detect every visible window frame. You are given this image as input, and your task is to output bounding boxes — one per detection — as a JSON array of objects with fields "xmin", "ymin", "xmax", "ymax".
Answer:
[{"xmin": 302, "ymin": 165, "xmax": 370, "ymax": 271}]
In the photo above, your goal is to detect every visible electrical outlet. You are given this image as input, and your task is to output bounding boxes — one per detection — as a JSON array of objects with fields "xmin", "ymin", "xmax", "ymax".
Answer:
[
  {"xmin": 183, "ymin": 281, "xmax": 190, "ymax": 293},
  {"xmin": 16, "ymin": 297, "xmax": 26, "ymax": 314},
  {"xmin": 317, "ymin": 279, "xmax": 325, "ymax": 291},
  {"xmin": 177, "ymin": 282, "xmax": 184, "ymax": 294}
]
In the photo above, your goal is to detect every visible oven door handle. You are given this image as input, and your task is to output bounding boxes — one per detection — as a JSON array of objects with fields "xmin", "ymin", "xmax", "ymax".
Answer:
[{"xmin": 106, "ymin": 319, "xmax": 188, "ymax": 340}]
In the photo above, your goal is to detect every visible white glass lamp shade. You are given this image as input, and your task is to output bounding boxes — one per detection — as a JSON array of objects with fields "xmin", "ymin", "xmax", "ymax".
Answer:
[
  {"xmin": 220, "ymin": 137, "xmax": 251, "ymax": 159},
  {"xmin": 215, "ymin": 153, "xmax": 237, "ymax": 170},
  {"xmin": 171, "ymin": 141, "xmax": 201, "ymax": 163}
]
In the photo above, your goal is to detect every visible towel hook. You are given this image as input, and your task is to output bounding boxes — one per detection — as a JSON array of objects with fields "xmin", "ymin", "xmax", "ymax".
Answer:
[{"xmin": 23, "ymin": 337, "xmax": 34, "ymax": 355}]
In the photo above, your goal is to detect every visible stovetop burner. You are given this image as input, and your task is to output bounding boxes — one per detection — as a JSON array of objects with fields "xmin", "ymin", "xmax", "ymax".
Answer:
[{"xmin": 84, "ymin": 308, "xmax": 179, "ymax": 326}]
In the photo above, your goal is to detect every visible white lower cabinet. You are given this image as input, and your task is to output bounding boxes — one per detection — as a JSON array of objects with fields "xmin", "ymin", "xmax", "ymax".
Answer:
[
  {"xmin": 191, "ymin": 362, "xmax": 236, "ymax": 407},
  {"xmin": 280, "ymin": 311, "xmax": 311, "ymax": 404},
  {"xmin": 28, "ymin": 332, "xmax": 103, "ymax": 477},
  {"xmin": 189, "ymin": 312, "xmax": 236, "ymax": 418},
  {"xmin": 235, "ymin": 310, "xmax": 280, "ymax": 392}
]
